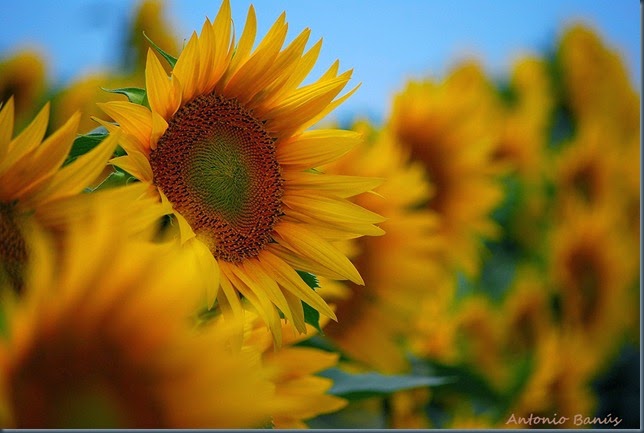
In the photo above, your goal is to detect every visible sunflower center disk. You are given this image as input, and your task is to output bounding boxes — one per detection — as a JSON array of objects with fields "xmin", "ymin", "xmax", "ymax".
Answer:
[{"xmin": 150, "ymin": 94, "xmax": 283, "ymax": 263}]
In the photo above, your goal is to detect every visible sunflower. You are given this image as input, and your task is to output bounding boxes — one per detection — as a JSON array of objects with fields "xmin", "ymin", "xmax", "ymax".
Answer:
[
  {"xmin": 494, "ymin": 56, "xmax": 553, "ymax": 182},
  {"xmin": 0, "ymin": 208, "xmax": 277, "ymax": 429},
  {"xmin": 0, "ymin": 98, "xmax": 122, "ymax": 292},
  {"xmin": 0, "ymin": 51, "xmax": 47, "ymax": 126},
  {"xmin": 316, "ymin": 119, "xmax": 443, "ymax": 373},
  {"xmin": 388, "ymin": 61, "xmax": 505, "ymax": 276},
  {"xmin": 99, "ymin": 0, "xmax": 382, "ymax": 339},
  {"xmin": 240, "ymin": 310, "xmax": 346, "ymax": 428},
  {"xmin": 125, "ymin": 0, "xmax": 179, "ymax": 77},
  {"xmin": 557, "ymin": 24, "xmax": 640, "ymax": 140},
  {"xmin": 547, "ymin": 204, "xmax": 632, "ymax": 366},
  {"xmin": 509, "ymin": 329, "xmax": 598, "ymax": 427},
  {"xmin": 500, "ymin": 265, "xmax": 555, "ymax": 355}
]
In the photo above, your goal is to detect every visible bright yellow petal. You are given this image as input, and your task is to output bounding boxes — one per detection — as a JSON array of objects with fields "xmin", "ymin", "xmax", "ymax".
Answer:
[
  {"xmin": 264, "ymin": 71, "xmax": 352, "ymax": 132},
  {"xmin": 224, "ymin": 12, "xmax": 287, "ymax": 103},
  {"xmin": 173, "ymin": 32, "xmax": 201, "ymax": 103},
  {"xmin": 3, "ymin": 112, "xmax": 80, "ymax": 200},
  {"xmin": 241, "ymin": 258, "xmax": 294, "ymax": 326},
  {"xmin": 209, "ymin": 0, "xmax": 233, "ymax": 88},
  {"xmin": 226, "ymin": 4, "xmax": 257, "ymax": 78},
  {"xmin": 98, "ymin": 101, "xmax": 152, "ymax": 152},
  {"xmin": 150, "ymin": 111, "xmax": 169, "ymax": 149},
  {"xmin": 283, "ymin": 171, "xmax": 384, "ymax": 198},
  {"xmin": 257, "ymin": 249, "xmax": 336, "ymax": 320},
  {"xmin": 283, "ymin": 191, "xmax": 385, "ymax": 225},
  {"xmin": 272, "ymin": 221, "xmax": 364, "ymax": 285},
  {"xmin": 0, "ymin": 103, "xmax": 50, "ymax": 175},
  {"xmin": 109, "ymin": 152, "xmax": 153, "ymax": 182},
  {"xmin": 22, "ymin": 130, "xmax": 118, "ymax": 209},
  {"xmin": 276, "ymin": 129, "xmax": 360, "ymax": 167},
  {"xmin": 146, "ymin": 48, "xmax": 181, "ymax": 120}
]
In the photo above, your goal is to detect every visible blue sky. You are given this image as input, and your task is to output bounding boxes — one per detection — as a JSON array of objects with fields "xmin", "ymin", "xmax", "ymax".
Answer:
[{"xmin": 0, "ymin": 0, "xmax": 640, "ymax": 122}]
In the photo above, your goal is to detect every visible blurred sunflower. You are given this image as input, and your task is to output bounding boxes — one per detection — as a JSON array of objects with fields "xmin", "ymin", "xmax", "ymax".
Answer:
[
  {"xmin": 241, "ymin": 311, "xmax": 346, "ymax": 428},
  {"xmin": 500, "ymin": 265, "xmax": 555, "ymax": 355},
  {"xmin": 548, "ymin": 204, "xmax": 632, "ymax": 363},
  {"xmin": 509, "ymin": 329, "xmax": 598, "ymax": 427},
  {"xmin": 99, "ymin": 0, "xmax": 383, "ymax": 340},
  {"xmin": 125, "ymin": 0, "xmax": 179, "ymax": 78},
  {"xmin": 494, "ymin": 56, "xmax": 553, "ymax": 182},
  {"xmin": 0, "ymin": 210, "xmax": 277, "ymax": 429},
  {"xmin": 49, "ymin": 74, "xmax": 135, "ymax": 134},
  {"xmin": 557, "ymin": 24, "xmax": 640, "ymax": 140},
  {"xmin": 316, "ymin": 120, "xmax": 442, "ymax": 373},
  {"xmin": 0, "ymin": 51, "xmax": 47, "ymax": 127},
  {"xmin": 553, "ymin": 123, "xmax": 620, "ymax": 212},
  {"xmin": 0, "ymin": 98, "xmax": 118, "ymax": 292},
  {"xmin": 388, "ymin": 62, "xmax": 505, "ymax": 276}
]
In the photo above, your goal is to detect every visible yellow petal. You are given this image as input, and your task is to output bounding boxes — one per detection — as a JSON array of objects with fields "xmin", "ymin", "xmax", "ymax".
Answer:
[
  {"xmin": 276, "ymin": 129, "xmax": 360, "ymax": 167},
  {"xmin": 241, "ymin": 258, "xmax": 293, "ymax": 324},
  {"xmin": 23, "ymin": 130, "xmax": 119, "ymax": 208},
  {"xmin": 0, "ymin": 97, "xmax": 15, "ymax": 158},
  {"xmin": 98, "ymin": 101, "xmax": 152, "ymax": 151},
  {"xmin": 0, "ymin": 103, "xmax": 50, "ymax": 175},
  {"xmin": 150, "ymin": 111, "xmax": 168, "ymax": 149},
  {"xmin": 258, "ymin": 249, "xmax": 336, "ymax": 320},
  {"xmin": 209, "ymin": 0, "xmax": 233, "ymax": 87},
  {"xmin": 272, "ymin": 221, "xmax": 363, "ymax": 285},
  {"xmin": 283, "ymin": 171, "xmax": 385, "ymax": 198},
  {"xmin": 185, "ymin": 237, "xmax": 221, "ymax": 308},
  {"xmin": 264, "ymin": 71, "xmax": 351, "ymax": 131},
  {"xmin": 109, "ymin": 152, "xmax": 153, "ymax": 182},
  {"xmin": 4, "ymin": 112, "xmax": 80, "ymax": 200},
  {"xmin": 173, "ymin": 32, "xmax": 201, "ymax": 103},
  {"xmin": 220, "ymin": 261, "xmax": 283, "ymax": 346},
  {"xmin": 226, "ymin": 4, "xmax": 256, "ymax": 78},
  {"xmin": 224, "ymin": 13, "xmax": 287, "ymax": 102},
  {"xmin": 145, "ymin": 48, "xmax": 181, "ymax": 120},
  {"xmin": 283, "ymin": 191, "xmax": 385, "ymax": 225}
]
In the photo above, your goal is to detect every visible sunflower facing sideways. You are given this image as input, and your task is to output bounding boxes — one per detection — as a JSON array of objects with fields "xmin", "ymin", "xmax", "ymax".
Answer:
[
  {"xmin": 0, "ymin": 97, "xmax": 119, "ymax": 293},
  {"xmin": 99, "ymin": 0, "xmax": 384, "ymax": 340}
]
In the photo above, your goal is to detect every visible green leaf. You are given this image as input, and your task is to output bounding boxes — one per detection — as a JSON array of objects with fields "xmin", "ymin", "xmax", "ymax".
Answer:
[
  {"xmin": 297, "ymin": 270, "xmax": 319, "ymax": 290},
  {"xmin": 303, "ymin": 301, "xmax": 323, "ymax": 334},
  {"xmin": 144, "ymin": 31, "xmax": 177, "ymax": 68},
  {"xmin": 319, "ymin": 367, "xmax": 453, "ymax": 401},
  {"xmin": 102, "ymin": 87, "xmax": 148, "ymax": 106},
  {"xmin": 65, "ymin": 129, "xmax": 108, "ymax": 166},
  {"xmin": 296, "ymin": 271, "xmax": 323, "ymax": 332}
]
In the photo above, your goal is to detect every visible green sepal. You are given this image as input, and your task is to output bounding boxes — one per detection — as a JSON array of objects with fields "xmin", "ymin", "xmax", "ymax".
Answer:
[
  {"xmin": 64, "ymin": 128, "xmax": 109, "ymax": 166},
  {"xmin": 318, "ymin": 367, "xmax": 453, "ymax": 401},
  {"xmin": 144, "ymin": 31, "xmax": 177, "ymax": 68},
  {"xmin": 101, "ymin": 87, "xmax": 148, "ymax": 107}
]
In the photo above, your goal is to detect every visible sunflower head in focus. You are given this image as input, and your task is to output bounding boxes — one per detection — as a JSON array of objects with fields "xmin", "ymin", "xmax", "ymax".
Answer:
[
  {"xmin": 0, "ymin": 98, "xmax": 119, "ymax": 293},
  {"xmin": 100, "ymin": 0, "xmax": 383, "ymax": 341},
  {"xmin": 0, "ymin": 206, "xmax": 277, "ymax": 429},
  {"xmin": 388, "ymin": 62, "xmax": 505, "ymax": 276}
]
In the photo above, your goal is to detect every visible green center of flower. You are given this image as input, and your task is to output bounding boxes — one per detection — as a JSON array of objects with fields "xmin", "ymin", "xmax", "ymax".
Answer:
[
  {"xmin": 0, "ymin": 201, "xmax": 27, "ymax": 293},
  {"xmin": 150, "ymin": 94, "xmax": 283, "ymax": 263}
]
